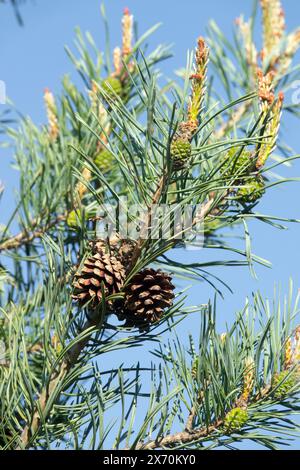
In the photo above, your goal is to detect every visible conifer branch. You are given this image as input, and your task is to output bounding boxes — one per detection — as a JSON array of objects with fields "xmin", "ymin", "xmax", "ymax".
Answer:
[
  {"xmin": 0, "ymin": 214, "xmax": 66, "ymax": 253},
  {"xmin": 17, "ymin": 310, "xmax": 103, "ymax": 449},
  {"xmin": 128, "ymin": 175, "xmax": 167, "ymax": 271},
  {"xmin": 135, "ymin": 419, "xmax": 224, "ymax": 450},
  {"xmin": 135, "ymin": 335, "xmax": 300, "ymax": 450}
]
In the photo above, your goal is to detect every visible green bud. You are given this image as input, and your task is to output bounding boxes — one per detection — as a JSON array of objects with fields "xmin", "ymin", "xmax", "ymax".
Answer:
[
  {"xmin": 94, "ymin": 149, "xmax": 114, "ymax": 174},
  {"xmin": 171, "ymin": 139, "xmax": 192, "ymax": 170},
  {"xmin": 236, "ymin": 177, "xmax": 265, "ymax": 203},
  {"xmin": 67, "ymin": 210, "xmax": 83, "ymax": 229},
  {"xmin": 272, "ymin": 370, "xmax": 298, "ymax": 399},
  {"xmin": 101, "ymin": 77, "xmax": 123, "ymax": 99},
  {"xmin": 191, "ymin": 356, "xmax": 199, "ymax": 380},
  {"xmin": 221, "ymin": 147, "xmax": 254, "ymax": 178},
  {"xmin": 224, "ymin": 407, "xmax": 249, "ymax": 433}
]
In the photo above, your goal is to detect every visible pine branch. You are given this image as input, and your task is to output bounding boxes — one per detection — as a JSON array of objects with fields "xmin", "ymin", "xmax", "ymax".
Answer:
[
  {"xmin": 185, "ymin": 404, "xmax": 198, "ymax": 433},
  {"xmin": 0, "ymin": 214, "xmax": 67, "ymax": 253},
  {"xmin": 127, "ymin": 174, "xmax": 168, "ymax": 271},
  {"xmin": 134, "ymin": 386, "xmax": 266, "ymax": 449},
  {"xmin": 136, "ymin": 419, "xmax": 223, "ymax": 450},
  {"xmin": 131, "ymin": 286, "xmax": 300, "ymax": 450},
  {"xmin": 17, "ymin": 309, "xmax": 103, "ymax": 449}
]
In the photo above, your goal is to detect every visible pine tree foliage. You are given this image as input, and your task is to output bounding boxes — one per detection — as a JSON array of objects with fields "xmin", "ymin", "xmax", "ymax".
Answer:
[{"xmin": 1, "ymin": 0, "xmax": 300, "ymax": 450}]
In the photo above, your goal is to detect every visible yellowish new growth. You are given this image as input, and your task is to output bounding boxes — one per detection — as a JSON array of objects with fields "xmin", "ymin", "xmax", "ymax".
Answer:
[
  {"xmin": 293, "ymin": 327, "xmax": 300, "ymax": 367},
  {"xmin": 89, "ymin": 81, "xmax": 109, "ymax": 124},
  {"xmin": 256, "ymin": 69, "xmax": 283, "ymax": 169},
  {"xmin": 260, "ymin": 0, "xmax": 285, "ymax": 67},
  {"xmin": 44, "ymin": 88, "xmax": 59, "ymax": 142},
  {"xmin": 96, "ymin": 108, "xmax": 111, "ymax": 153},
  {"xmin": 98, "ymin": 100, "xmax": 109, "ymax": 129},
  {"xmin": 280, "ymin": 29, "xmax": 300, "ymax": 75},
  {"xmin": 89, "ymin": 80, "xmax": 99, "ymax": 111},
  {"xmin": 188, "ymin": 37, "xmax": 209, "ymax": 127},
  {"xmin": 295, "ymin": 327, "xmax": 300, "ymax": 358},
  {"xmin": 259, "ymin": 1, "xmax": 300, "ymax": 75},
  {"xmin": 77, "ymin": 167, "xmax": 92, "ymax": 200},
  {"xmin": 113, "ymin": 46, "xmax": 122, "ymax": 75},
  {"xmin": 257, "ymin": 69, "xmax": 275, "ymax": 111},
  {"xmin": 236, "ymin": 16, "xmax": 258, "ymax": 70},
  {"xmin": 76, "ymin": 10, "xmax": 130, "ymax": 202},
  {"xmin": 122, "ymin": 8, "xmax": 133, "ymax": 57},
  {"xmin": 284, "ymin": 337, "xmax": 294, "ymax": 370},
  {"xmin": 242, "ymin": 356, "xmax": 255, "ymax": 402},
  {"xmin": 89, "ymin": 80, "xmax": 111, "ymax": 152},
  {"xmin": 51, "ymin": 333, "xmax": 62, "ymax": 355},
  {"xmin": 96, "ymin": 132, "xmax": 111, "ymax": 153},
  {"xmin": 75, "ymin": 81, "xmax": 112, "ymax": 199}
]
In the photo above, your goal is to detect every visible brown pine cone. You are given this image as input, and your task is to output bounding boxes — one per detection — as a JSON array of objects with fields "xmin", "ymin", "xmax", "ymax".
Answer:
[
  {"xmin": 123, "ymin": 268, "xmax": 175, "ymax": 323},
  {"xmin": 72, "ymin": 249, "xmax": 125, "ymax": 308}
]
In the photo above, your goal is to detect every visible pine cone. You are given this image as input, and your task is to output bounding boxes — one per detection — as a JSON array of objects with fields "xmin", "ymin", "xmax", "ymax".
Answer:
[
  {"xmin": 271, "ymin": 370, "xmax": 298, "ymax": 399},
  {"xmin": 72, "ymin": 248, "xmax": 126, "ymax": 308},
  {"xmin": 94, "ymin": 149, "xmax": 114, "ymax": 174},
  {"xmin": 123, "ymin": 268, "xmax": 175, "ymax": 323},
  {"xmin": 101, "ymin": 76, "xmax": 123, "ymax": 99},
  {"xmin": 236, "ymin": 177, "xmax": 265, "ymax": 203},
  {"xmin": 224, "ymin": 407, "xmax": 249, "ymax": 433},
  {"xmin": 220, "ymin": 147, "xmax": 255, "ymax": 179},
  {"xmin": 171, "ymin": 138, "xmax": 192, "ymax": 170}
]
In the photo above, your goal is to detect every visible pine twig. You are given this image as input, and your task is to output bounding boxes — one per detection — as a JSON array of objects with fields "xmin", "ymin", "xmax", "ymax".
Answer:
[
  {"xmin": 0, "ymin": 214, "xmax": 67, "ymax": 253},
  {"xmin": 128, "ymin": 175, "xmax": 167, "ymax": 271},
  {"xmin": 185, "ymin": 405, "xmax": 198, "ymax": 434},
  {"xmin": 134, "ymin": 382, "xmax": 270, "ymax": 450},
  {"xmin": 135, "ymin": 419, "xmax": 223, "ymax": 450},
  {"xmin": 16, "ymin": 310, "xmax": 103, "ymax": 449}
]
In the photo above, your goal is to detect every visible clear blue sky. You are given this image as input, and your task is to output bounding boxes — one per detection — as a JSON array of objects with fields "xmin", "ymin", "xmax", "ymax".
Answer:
[{"xmin": 1, "ymin": 0, "xmax": 300, "ymax": 449}]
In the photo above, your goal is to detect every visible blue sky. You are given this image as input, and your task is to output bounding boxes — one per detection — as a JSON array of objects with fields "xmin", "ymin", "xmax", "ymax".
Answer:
[{"xmin": 1, "ymin": 0, "xmax": 300, "ymax": 449}]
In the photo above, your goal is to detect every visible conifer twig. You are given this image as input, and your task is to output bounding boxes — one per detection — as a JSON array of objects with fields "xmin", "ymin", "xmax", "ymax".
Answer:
[
  {"xmin": 134, "ymin": 381, "xmax": 272, "ymax": 450},
  {"xmin": 128, "ymin": 175, "xmax": 167, "ymax": 271},
  {"xmin": 135, "ymin": 419, "xmax": 223, "ymax": 449},
  {"xmin": 16, "ymin": 310, "xmax": 103, "ymax": 449},
  {"xmin": 0, "ymin": 214, "xmax": 67, "ymax": 253}
]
